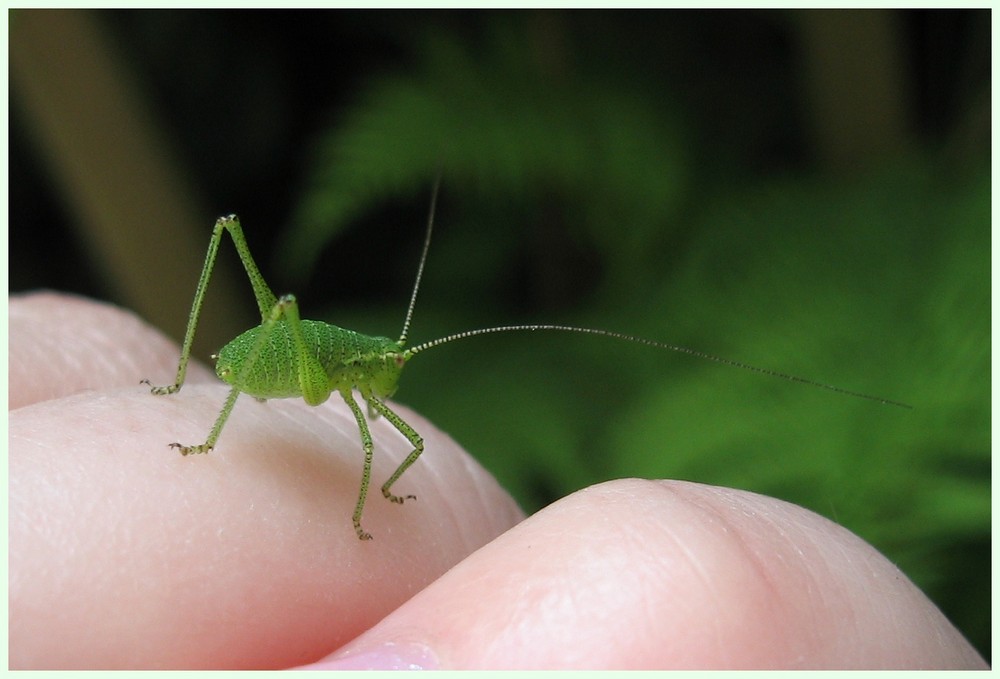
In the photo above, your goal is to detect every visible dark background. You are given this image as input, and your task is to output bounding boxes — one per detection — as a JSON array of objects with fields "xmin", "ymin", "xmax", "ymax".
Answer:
[{"xmin": 10, "ymin": 9, "xmax": 989, "ymax": 660}]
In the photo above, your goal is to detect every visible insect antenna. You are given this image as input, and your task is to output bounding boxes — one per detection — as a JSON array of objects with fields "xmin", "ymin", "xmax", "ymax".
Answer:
[
  {"xmin": 404, "ymin": 324, "xmax": 912, "ymax": 409},
  {"xmin": 397, "ymin": 176, "xmax": 441, "ymax": 347}
]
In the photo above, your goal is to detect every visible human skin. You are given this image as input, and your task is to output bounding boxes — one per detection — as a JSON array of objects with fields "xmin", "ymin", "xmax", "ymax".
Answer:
[{"xmin": 9, "ymin": 292, "xmax": 987, "ymax": 669}]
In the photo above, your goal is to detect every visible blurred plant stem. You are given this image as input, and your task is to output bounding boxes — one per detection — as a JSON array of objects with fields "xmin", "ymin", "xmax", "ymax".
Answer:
[
  {"xmin": 796, "ymin": 10, "xmax": 911, "ymax": 171},
  {"xmin": 10, "ymin": 9, "xmax": 249, "ymax": 353}
]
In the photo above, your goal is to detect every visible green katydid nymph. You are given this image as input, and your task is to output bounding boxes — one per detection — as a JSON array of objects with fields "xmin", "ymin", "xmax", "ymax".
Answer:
[{"xmin": 144, "ymin": 179, "xmax": 910, "ymax": 540}]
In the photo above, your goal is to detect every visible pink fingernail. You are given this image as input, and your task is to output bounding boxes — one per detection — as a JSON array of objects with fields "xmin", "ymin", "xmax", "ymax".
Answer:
[{"xmin": 294, "ymin": 643, "xmax": 437, "ymax": 670}]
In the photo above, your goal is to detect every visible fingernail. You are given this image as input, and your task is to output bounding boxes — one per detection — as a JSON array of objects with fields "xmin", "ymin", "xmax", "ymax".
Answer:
[{"xmin": 294, "ymin": 643, "xmax": 438, "ymax": 670}]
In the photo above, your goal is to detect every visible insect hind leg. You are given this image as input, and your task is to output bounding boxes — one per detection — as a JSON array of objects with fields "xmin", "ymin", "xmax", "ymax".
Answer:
[{"xmin": 367, "ymin": 399, "xmax": 422, "ymax": 505}]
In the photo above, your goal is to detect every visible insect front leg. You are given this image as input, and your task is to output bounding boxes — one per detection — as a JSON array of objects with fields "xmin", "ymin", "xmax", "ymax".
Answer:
[
  {"xmin": 169, "ymin": 384, "xmax": 242, "ymax": 455},
  {"xmin": 164, "ymin": 279, "xmax": 290, "ymax": 457},
  {"xmin": 367, "ymin": 399, "xmax": 422, "ymax": 505}
]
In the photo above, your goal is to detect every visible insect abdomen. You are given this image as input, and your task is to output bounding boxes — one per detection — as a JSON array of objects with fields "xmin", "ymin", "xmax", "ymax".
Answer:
[{"xmin": 215, "ymin": 320, "xmax": 403, "ymax": 401}]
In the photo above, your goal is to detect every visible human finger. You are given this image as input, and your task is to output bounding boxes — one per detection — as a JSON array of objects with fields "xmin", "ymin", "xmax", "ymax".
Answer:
[
  {"xmin": 9, "ymin": 294, "xmax": 525, "ymax": 669},
  {"xmin": 9, "ymin": 291, "xmax": 217, "ymax": 409},
  {"xmin": 307, "ymin": 479, "xmax": 986, "ymax": 669}
]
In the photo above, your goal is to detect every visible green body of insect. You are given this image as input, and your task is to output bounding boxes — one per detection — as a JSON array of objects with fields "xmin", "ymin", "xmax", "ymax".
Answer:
[
  {"xmin": 144, "ymin": 208, "xmax": 423, "ymax": 541},
  {"xmin": 146, "ymin": 180, "xmax": 909, "ymax": 541},
  {"xmin": 217, "ymin": 322, "xmax": 405, "ymax": 404}
]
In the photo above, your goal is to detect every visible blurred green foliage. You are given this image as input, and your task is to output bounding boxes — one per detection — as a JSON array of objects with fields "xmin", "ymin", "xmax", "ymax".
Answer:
[
  {"xmin": 283, "ymin": 18, "xmax": 989, "ymax": 659},
  {"xmin": 11, "ymin": 9, "xmax": 988, "ymax": 660},
  {"xmin": 281, "ymin": 21, "xmax": 688, "ymax": 291}
]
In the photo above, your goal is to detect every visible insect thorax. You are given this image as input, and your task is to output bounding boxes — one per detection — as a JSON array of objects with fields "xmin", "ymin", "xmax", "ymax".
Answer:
[{"xmin": 214, "ymin": 320, "xmax": 406, "ymax": 401}]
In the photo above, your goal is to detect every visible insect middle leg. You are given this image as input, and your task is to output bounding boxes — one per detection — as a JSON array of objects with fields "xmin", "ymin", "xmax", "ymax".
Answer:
[
  {"xmin": 341, "ymin": 392, "xmax": 377, "ymax": 541},
  {"xmin": 338, "ymin": 396, "xmax": 421, "ymax": 540}
]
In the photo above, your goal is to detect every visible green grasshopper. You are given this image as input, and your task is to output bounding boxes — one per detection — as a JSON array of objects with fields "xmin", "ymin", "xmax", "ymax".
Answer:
[{"xmin": 145, "ymin": 179, "xmax": 909, "ymax": 540}]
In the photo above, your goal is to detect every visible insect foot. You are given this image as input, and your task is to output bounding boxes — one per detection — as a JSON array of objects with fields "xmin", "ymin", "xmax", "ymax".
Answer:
[
  {"xmin": 140, "ymin": 378, "xmax": 180, "ymax": 396},
  {"xmin": 354, "ymin": 521, "xmax": 373, "ymax": 541},
  {"xmin": 168, "ymin": 442, "xmax": 213, "ymax": 456},
  {"xmin": 383, "ymin": 489, "xmax": 418, "ymax": 505}
]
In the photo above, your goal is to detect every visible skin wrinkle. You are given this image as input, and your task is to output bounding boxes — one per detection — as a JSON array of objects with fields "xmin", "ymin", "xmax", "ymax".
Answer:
[
  {"xmin": 423, "ymin": 431, "xmax": 480, "ymax": 543},
  {"xmin": 699, "ymin": 495, "xmax": 790, "ymax": 664},
  {"xmin": 556, "ymin": 482, "xmax": 717, "ymax": 664},
  {"xmin": 656, "ymin": 483, "xmax": 860, "ymax": 667},
  {"xmin": 435, "ymin": 481, "xmax": 853, "ymax": 668},
  {"xmin": 443, "ymin": 505, "xmax": 604, "ymax": 666},
  {"xmin": 17, "ymin": 418, "xmax": 95, "ymax": 557},
  {"xmin": 247, "ymin": 412, "xmax": 363, "ymax": 531},
  {"xmin": 231, "ymin": 398, "xmax": 373, "ymax": 511},
  {"xmin": 81, "ymin": 322, "xmax": 115, "ymax": 378},
  {"xmin": 12, "ymin": 293, "xmax": 216, "ymax": 410},
  {"xmin": 696, "ymin": 487, "xmax": 974, "ymax": 669},
  {"xmin": 750, "ymin": 502, "xmax": 842, "ymax": 665},
  {"xmin": 453, "ymin": 456, "xmax": 525, "ymax": 552},
  {"xmin": 650, "ymin": 501, "xmax": 730, "ymax": 661},
  {"xmin": 792, "ymin": 548, "xmax": 837, "ymax": 665},
  {"xmin": 452, "ymin": 449, "xmax": 504, "ymax": 547},
  {"xmin": 10, "ymin": 442, "xmax": 67, "ymax": 604},
  {"xmin": 552, "ymin": 520, "xmax": 659, "ymax": 664},
  {"xmin": 17, "ymin": 443, "xmax": 118, "ymax": 647},
  {"xmin": 809, "ymin": 517, "xmax": 867, "ymax": 659},
  {"xmin": 511, "ymin": 571, "xmax": 579, "ymax": 660},
  {"xmin": 837, "ymin": 543, "xmax": 945, "ymax": 662},
  {"xmin": 430, "ymin": 464, "xmax": 479, "ymax": 551},
  {"xmin": 588, "ymin": 532, "xmax": 648, "ymax": 651}
]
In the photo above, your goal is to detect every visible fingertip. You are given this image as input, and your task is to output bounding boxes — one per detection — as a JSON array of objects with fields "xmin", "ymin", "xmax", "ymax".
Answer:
[
  {"xmin": 292, "ymin": 642, "xmax": 439, "ymax": 670},
  {"xmin": 10, "ymin": 292, "xmax": 216, "ymax": 408},
  {"xmin": 10, "ymin": 382, "xmax": 524, "ymax": 669},
  {"xmin": 326, "ymin": 479, "xmax": 986, "ymax": 669}
]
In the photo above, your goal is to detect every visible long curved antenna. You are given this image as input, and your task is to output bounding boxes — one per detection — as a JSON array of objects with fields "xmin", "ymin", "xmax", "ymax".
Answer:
[
  {"xmin": 397, "ymin": 176, "xmax": 441, "ymax": 346},
  {"xmin": 404, "ymin": 324, "xmax": 912, "ymax": 408}
]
